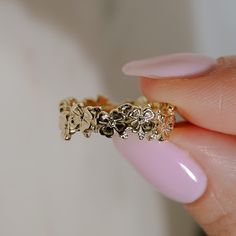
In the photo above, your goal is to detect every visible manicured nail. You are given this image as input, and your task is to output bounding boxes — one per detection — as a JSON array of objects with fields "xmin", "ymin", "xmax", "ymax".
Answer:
[
  {"xmin": 122, "ymin": 53, "xmax": 216, "ymax": 78},
  {"xmin": 113, "ymin": 134, "xmax": 207, "ymax": 203}
]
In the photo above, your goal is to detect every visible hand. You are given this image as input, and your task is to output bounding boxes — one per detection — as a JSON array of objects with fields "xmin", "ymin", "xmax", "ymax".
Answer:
[{"xmin": 113, "ymin": 53, "xmax": 236, "ymax": 235}]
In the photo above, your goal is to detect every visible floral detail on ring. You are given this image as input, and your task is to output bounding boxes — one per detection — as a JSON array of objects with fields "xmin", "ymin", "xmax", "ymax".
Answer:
[
  {"xmin": 98, "ymin": 110, "xmax": 127, "ymax": 138},
  {"xmin": 128, "ymin": 107, "xmax": 156, "ymax": 140},
  {"xmin": 71, "ymin": 104, "xmax": 92, "ymax": 131},
  {"xmin": 156, "ymin": 114, "xmax": 175, "ymax": 141},
  {"xmin": 72, "ymin": 104, "xmax": 101, "ymax": 138},
  {"xmin": 59, "ymin": 96, "xmax": 175, "ymax": 141},
  {"xmin": 59, "ymin": 110, "xmax": 72, "ymax": 140}
]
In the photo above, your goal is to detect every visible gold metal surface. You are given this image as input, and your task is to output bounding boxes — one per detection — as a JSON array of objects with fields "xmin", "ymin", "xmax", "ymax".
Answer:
[{"xmin": 59, "ymin": 96, "xmax": 175, "ymax": 141}]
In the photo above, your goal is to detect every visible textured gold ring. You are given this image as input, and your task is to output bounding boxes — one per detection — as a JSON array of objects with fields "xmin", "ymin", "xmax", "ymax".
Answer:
[{"xmin": 59, "ymin": 96, "xmax": 175, "ymax": 141}]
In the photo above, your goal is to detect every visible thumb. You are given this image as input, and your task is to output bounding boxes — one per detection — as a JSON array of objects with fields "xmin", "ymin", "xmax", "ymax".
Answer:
[
  {"xmin": 170, "ymin": 124, "xmax": 236, "ymax": 235},
  {"xmin": 113, "ymin": 124, "xmax": 236, "ymax": 235}
]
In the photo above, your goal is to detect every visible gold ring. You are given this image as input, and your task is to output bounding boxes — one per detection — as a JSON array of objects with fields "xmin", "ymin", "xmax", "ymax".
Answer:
[{"xmin": 59, "ymin": 96, "xmax": 175, "ymax": 141}]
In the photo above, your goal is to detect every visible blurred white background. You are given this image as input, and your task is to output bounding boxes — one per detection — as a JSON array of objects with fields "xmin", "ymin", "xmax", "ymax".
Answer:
[{"xmin": 0, "ymin": 0, "xmax": 236, "ymax": 235}]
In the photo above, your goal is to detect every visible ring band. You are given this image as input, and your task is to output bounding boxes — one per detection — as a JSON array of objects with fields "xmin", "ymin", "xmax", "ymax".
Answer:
[{"xmin": 59, "ymin": 96, "xmax": 175, "ymax": 141}]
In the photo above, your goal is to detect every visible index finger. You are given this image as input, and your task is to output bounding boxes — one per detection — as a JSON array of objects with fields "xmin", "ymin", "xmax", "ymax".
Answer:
[{"xmin": 138, "ymin": 56, "xmax": 236, "ymax": 135}]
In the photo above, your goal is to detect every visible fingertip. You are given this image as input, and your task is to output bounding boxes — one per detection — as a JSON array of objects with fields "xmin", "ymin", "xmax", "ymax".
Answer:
[{"xmin": 139, "ymin": 77, "xmax": 166, "ymax": 102}]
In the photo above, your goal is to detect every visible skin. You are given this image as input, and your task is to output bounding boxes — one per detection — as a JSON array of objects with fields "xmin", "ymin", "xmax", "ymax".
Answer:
[{"xmin": 140, "ymin": 56, "xmax": 236, "ymax": 235}]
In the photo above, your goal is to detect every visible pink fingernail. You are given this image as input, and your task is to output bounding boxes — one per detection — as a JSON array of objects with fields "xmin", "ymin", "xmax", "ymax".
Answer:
[
  {"xmin": 122, "ymin": 53, "xmax": 216, "ymax": 78},
  {"xmin": 113, "ymin": 134, "xmax": 207, "ymax": 203}
]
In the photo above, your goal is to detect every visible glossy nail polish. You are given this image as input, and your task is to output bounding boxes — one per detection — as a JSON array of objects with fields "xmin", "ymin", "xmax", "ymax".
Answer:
[
  {"xmin": 122, "ymin": 53, "xmax": 216, "ymax": 78},
  {"xmin": 113, "ymin": 134, "xmax": 207, "ymax": 203}
]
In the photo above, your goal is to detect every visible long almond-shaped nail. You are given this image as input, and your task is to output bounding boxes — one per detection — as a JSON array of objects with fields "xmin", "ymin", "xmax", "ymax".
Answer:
[
  {"xmin": 122, "ymin": 53, "xmax": 216, "ymax": 78},
  {"xmin": 113, "ymin": 134, "xmax": 207, "ymax": 203}
]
